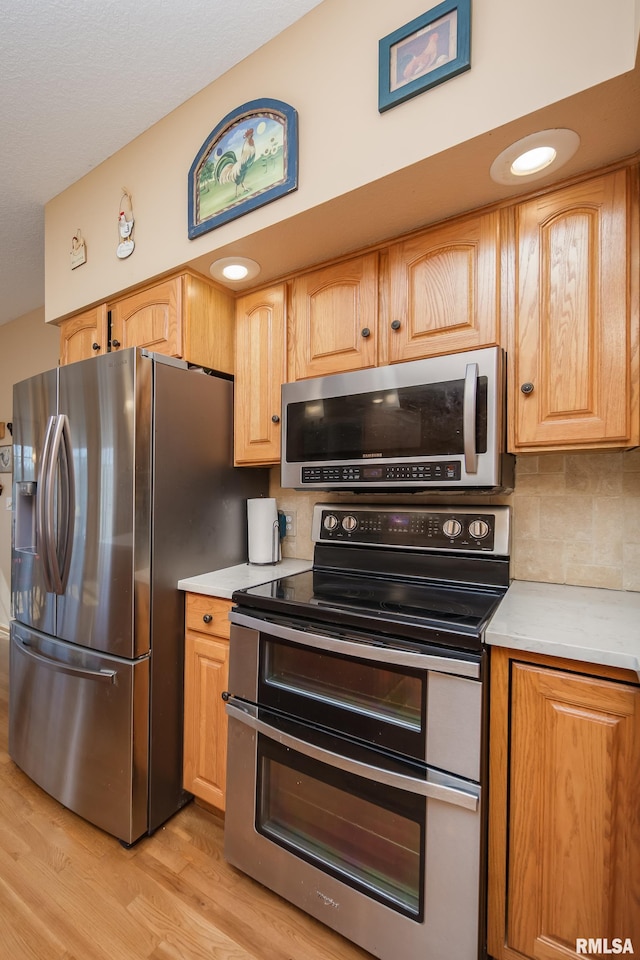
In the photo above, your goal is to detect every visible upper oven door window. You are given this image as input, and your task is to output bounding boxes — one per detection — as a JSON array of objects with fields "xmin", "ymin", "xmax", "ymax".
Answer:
[
  {"xmin": 260, "ymin": 635, "xmax": 426, "ymax": 760},
  {"xmin": 285, "ymin": 377, "xmax": 488, "ymax": 462}
]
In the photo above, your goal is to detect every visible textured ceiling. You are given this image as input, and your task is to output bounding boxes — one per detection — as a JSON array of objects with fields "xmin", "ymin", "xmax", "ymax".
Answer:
[{"xmin": 0, "ymin": 0, "xmax": 323, "ymax": 327}]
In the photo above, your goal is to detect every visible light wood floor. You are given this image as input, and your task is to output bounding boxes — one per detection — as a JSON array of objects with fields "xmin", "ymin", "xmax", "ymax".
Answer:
[{"xmin": 0, "ymin": 636, "xmax": 371, "ymax": 960}]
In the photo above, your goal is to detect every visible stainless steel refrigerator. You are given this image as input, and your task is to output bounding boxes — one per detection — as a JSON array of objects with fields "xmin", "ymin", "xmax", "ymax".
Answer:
[{"xmin": 9, "ymin": 347, "xmax": 267, "ymax": 844}]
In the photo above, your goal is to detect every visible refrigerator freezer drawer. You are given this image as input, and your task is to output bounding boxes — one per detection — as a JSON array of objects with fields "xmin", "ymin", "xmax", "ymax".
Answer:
[{"xmin": 9, "ymin": 622, "xmax": 150, "ymax": 844}]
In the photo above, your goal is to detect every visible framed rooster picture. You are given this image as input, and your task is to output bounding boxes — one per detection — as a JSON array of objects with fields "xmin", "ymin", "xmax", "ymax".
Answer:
[
  {"xmin": 188, "ymin": 99, "xmax": 298, "ymax": 238},
  {"xmin": 379, "ymin": 0, "xmax": 471, "ymax": 112}
]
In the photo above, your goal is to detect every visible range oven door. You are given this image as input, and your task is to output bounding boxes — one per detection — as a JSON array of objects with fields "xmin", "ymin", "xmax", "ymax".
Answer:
[
  {"xmin": 224, "ymin": 611, "xmax": 486, "ymax": 960},
  {"xmin": 224, "ymin": 696, "xmax": 483, "ymax": 960},
  {"xmin": 229, "ymin": 611, "xmax": 484, "ymax": 781}
]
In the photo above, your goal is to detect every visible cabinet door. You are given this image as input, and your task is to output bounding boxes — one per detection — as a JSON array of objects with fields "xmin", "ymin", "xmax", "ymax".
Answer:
[
  {"xmin": 183, "ymin": 593, "xmax": 232, "ymax": 811},
  {"xmin": 110, "ymin": 277, "xmax": 182, "ymax": 356},
  {"xmin": 183, "ymin": 631, "xmax": 229, "ymax": 811},
  {"xmin": 490, "ymin": 655, "xmax": 640, "ymax": 960},
  {"xmin": 289, "ymin": 253, "xmax": 378, "ymax": 379},
  {"xmin": 58, "ymin": 305, "xmax": 108, "ymax": 365},
  {"xmin": 235, "ymin": 285, "xmax": 285, "ymax": 465},
  {"xmin": 182, "ymin": 274, "xmax": 234, "ymax": 374},
  {"xmin": 386, "ymin": 211, "xmax": 500, "ymax": 362},
  {"xmin": 511, "ymin": 169, "xmax": 637, "ymax": 451}
]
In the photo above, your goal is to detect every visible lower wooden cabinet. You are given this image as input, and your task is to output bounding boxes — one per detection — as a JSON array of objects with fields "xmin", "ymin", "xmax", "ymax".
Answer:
[
  {"xmin": 488, "ymin": 647, "xmax": 640, "ymax": 960},
  {"xmin": 183, "ymin": 592, "xmax": 232, "ymax": 811}
]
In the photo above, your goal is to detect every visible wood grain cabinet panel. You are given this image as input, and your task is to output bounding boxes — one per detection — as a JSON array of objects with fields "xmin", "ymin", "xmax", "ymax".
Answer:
[
  {"xmin": 57, "ymin": 271, "xmax": 234, "ymax": 371},
  {"xmin": 488, "ymin": 648, "xmax": 640, "ymax": 960},
  {"xmin": 386, "ymin": 211, "xmax": 500, "ymax": 362},
  {"xmin": 234, "ymin": 285, "xmax": 285, "ymax": 465},
  {"xmin": 110, "ymin": 277, "xmax": 182, "ymax": 355},
  {"xmin": 183, "ymin": 592, "xmax": 232, "ymax": 811},
  {"xmin": 58, "ymin": 305, "xmax": 109, "ymax": 365},
  {"xmin": 289, "ymin": 254, "xmax": 378, "ymax": 379},
  {"xmin": 510, "ymin": 168, "xmax": 638, "ymax": 451},
  {"xmin": 109, "ymin": 271, "xmax": 234, "ymax": 371}
]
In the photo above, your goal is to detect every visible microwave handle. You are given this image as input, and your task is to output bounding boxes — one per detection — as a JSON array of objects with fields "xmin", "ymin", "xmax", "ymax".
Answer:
[{"xmin": 463, "ymin": 362, "xmax": 478, "ymax": 474}]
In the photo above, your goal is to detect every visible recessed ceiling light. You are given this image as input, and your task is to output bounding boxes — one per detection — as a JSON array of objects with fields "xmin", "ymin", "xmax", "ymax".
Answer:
[
  {"xmin": 490, "ymin": 129, "xmax": 580, "ymax": 186},
  {"xmin": 209, "ymin": 257, "xmax": 261, "ymax": 284},
  {"xmin": 510, "ymin": 145, "xmax": 557, "ymax": 176}
]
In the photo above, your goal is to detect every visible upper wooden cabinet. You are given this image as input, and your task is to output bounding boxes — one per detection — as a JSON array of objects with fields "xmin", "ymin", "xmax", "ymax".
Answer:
[
  {"xmin": 509, "ymin": 168, "xmax": 638, "ymax": 452},
  {"xmin": 289, "ymin": 253, "xmax": 379, "ymax": 380},
  {"xmin": 58, "ymin": 270, "xmax": 234, "ymax": 370},
  {"xmin": 488, "ymin": 647, "xmax": 640, "ymax": 960},
  {"xmin": 58, "ymin": 305, "xmax": 108, "ymax": 366},
  {"xmin": 385, "ymin": 211, "xmax": 501, "ymax": 363},
  {"xmin": 234, "ymin": 285, "xmax": 286, "ymax": 466},
  {"xmin": 109, "ymin": 271, "xmax": 234, "ymax": 373}
]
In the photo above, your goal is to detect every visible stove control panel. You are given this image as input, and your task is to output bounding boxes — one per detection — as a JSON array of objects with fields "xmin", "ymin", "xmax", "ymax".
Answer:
[{"xmin": 313, "ymin": 504, "xmax": 511, "ymax": 555}]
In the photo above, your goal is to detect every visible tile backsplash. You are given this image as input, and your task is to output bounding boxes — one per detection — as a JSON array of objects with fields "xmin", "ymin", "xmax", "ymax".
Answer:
[{"xmin": 271, "ymin": 448, "xmax": 640, "ymax": 592}]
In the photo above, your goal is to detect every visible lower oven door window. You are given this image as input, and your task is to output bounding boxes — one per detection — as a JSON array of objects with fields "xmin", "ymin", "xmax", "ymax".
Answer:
[{"xmin": 256, "ymin": 733, "xmax": 424, "ymax": 920}]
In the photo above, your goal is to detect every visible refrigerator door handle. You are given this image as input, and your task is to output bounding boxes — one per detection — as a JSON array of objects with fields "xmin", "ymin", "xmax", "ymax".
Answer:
[
  {"xmin": 56, "ymin": 413, "xmax": 75, "ymax": 593},
  {"xmin": 14, "ymin": 635, "xmax": 117, "ymax": 684},
  {"xmin": 38, "ymin": 414, "xmax": 75, "ymax": 595},
  {"xmin": 36, "ymin": 415, "xmax": 57, "ymax": 593}
]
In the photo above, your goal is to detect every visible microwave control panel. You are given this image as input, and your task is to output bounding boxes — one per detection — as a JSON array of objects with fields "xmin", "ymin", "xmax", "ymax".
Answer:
[{"xmin": 301, "ymin": 461, "xmax": 462, "ymax": 485}]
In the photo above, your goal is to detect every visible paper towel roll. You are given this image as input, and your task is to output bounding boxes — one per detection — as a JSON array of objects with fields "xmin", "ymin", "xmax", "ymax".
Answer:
[{"xmin": 247, "ymin": 498, "xmax": 281, "ymax": 565}]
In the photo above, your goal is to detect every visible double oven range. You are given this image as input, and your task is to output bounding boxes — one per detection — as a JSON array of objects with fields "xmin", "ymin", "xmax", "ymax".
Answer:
[{"xmin": 224, "ymin": 503, "xmax": 510, "ymax": 960}]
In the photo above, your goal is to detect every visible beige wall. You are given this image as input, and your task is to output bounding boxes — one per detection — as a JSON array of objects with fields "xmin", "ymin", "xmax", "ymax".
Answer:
[
  {"xmin": 273, "ymin": 450, "xmax": 640, "ymax": 592},
  {"xmin": 0, "ymin": 310, "xmax": 60, "ymax": 629},
  {"xmin": 44, "ymin": 0, "xmax": 639, "ymax": 323}
]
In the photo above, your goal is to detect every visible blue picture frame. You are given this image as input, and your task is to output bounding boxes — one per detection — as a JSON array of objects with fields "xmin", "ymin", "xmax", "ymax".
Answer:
[
  {"xmin": 378, "ymin": 0, "xmax": 471, "ymax": 112},
  {"xmin": 188, "ymin": 98, "xmax": 298, "ymax": 239}
]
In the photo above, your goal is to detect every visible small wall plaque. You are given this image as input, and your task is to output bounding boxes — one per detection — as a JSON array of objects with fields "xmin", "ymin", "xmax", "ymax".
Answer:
[{"xmin": 70, "ymin": 229, "xmax": 87, "ymax": 270}]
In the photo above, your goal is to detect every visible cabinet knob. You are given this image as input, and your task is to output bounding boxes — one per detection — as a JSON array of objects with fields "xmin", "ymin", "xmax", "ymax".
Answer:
[
  {"xmin": 520, "ymin": 382, "xmax": 535, "ymax": 395},
  {"xmin": 202, "ymin": 614, "xmax": 213, "ymax": 624},
  {"xmin": 271, "ymin": 414, "xmax": 280, "ymax": 423},
  {"xmin": 361, "ymin": 327, "xmax": 371, "ymax": 338},
  {"xmin": 111, "ymin": 339, "xmax": 121, "ymax": 348},
  {"xmin": 390, "ymin": 320, "xmax": 401, "ymax": 331},
  {"xmin": 92, "ymin": 342, "xmax": 101, "ymax": 352}
]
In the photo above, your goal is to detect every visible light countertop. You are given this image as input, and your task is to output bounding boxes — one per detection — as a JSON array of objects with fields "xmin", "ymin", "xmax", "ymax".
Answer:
[
  {"xmin": 178, "ymin": 558, "xmax": 312, "ymax": 599},
  {"xmin": 486, "ymin": 580, "xmax": 640, "ymax": 677}
]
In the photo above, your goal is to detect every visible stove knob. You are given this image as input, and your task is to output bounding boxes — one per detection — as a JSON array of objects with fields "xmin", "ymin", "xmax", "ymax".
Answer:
[
  {"xmin": 469, "ymin": 519, "xmax": 490, "ymax": 539},
  {"xmin": 442, "ymin": 518, "xmax": 462, "ymax": 538},
  {"xmin": 323, "ymin": 514, "xmax": 339, "ymax": 531},
  {"xmin": 342, "ymin": 515, "xmax": 358, "ymax": 532}
]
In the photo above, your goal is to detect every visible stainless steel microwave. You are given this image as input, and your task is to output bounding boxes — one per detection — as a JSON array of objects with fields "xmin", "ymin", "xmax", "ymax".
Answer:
[{"xmin": 281, "ymin": 346, "xmax": 514, "ymax": 492}]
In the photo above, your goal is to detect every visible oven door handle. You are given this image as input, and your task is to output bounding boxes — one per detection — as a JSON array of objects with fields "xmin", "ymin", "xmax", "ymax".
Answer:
[
  {"xmin": 229, "ymin": 610, "xmax": 480, "ymax": 679},
  {"xmin": 226, "ymin": 700, "xmax": 480, "ymax": 812}
]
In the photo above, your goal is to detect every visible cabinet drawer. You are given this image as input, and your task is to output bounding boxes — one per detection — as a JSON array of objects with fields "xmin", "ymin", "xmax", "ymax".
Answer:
[{"xmin": 186, "ymin": 593, "xmax": 232, "ymax": 639}]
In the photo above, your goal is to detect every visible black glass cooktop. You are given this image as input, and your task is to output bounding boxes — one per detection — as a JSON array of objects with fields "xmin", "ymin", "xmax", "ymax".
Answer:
[{"xmin": 232, "ymin": 567, "xmax": 506, "ymax": 652}]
